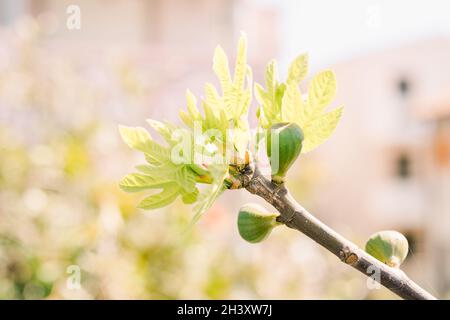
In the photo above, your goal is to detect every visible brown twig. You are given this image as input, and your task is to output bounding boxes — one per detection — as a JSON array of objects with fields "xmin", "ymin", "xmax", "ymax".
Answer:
[{"xmin": 239, "ymin": 166, "xmax": 437, "ymax": 300}]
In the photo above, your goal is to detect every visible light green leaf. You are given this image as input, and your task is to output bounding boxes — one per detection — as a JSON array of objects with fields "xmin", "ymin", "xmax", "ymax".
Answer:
[
  {"xmin": 135, "ymin": 163, "xmax": 179, "ymax": 178},
  {"xmin": 119, "ymin": 125, "xmax": 171, "ymax": 164},
  {"xmin": 232, "ymin": 124, "xmax": 250, "ymax": 157},
  {"xmin": 204, "ymin": 83, "xmax": 223, "ymax": 109},
  {"xmin": 145, "ymin": 154, "xmax": 163, "ymax": 166},
  {"xmin": 235, "ymin": 65, "xmax": 252, "ymax": 118},
  {"xmin": 179, "ymin": 109, "xmax": 194, "ymax": 128},
  {"xmin": 233, "ymin": 33, "xmax": 247, "ymax": 92},
  {"xmin": 186, "ymin": 89, "xmax": 201, "ymax": 120},
  {"xmin": 306, "ymin": 70, "xmax": 336, "ymax": 115},
  {"xmin": 175, "ymin": 166, "xmax": 197, "ymax": 192},
  {"xmin": 254, "ymin": 60, "xmax": 282, "ymax": 129},
  {"xmin": 181, "ymin": 188, "xmax": 199, "ymax": 204},
  {"xmin": 212, "ymin": 34, "xmax": 251, "ymax": 122},
  {"xmin": 188, "ymin": 163, "xmax": 208, "ymax": 176},
  {"xmin": 119, "ymin": 38, "xmax": 345, "ymax": 219},
  {"xmin": 265, "ymin": 60, "xmax": 278, "ymax": 97},
  {"xmin": 281, "ymin": 83, "xmax": 303, "ymax": 123},
  {"xmin": 301, "ymin": 106, "xmax": 343, "ymax": 153},
  {"xmin": 275, "ymin": 83, "xmax": 286, "ymax": 109},
  {"xmin": 255, "ymin": 83, "xmax": 267, "ymax": 105},
  {"xmin": 213, "ymin": 46, "xmax": 232, "ymax": 96},
  {"xmin": 119, "ymin": 125, "xmax": 152, "ymax": 154},
  {"xmin": 138, "ymin": 183, "xmax": 181, "ymax": 209},
  {"xmin": 146, "ymin": 119, "xmax": 172, "ymax": 144},
  {"xmin": 190, "ymin": 180, "xmax": 226, "ymax": 226},
  {"xmin": 186, "ymin": 165, "xmax": 228, "ymax": 229},
  {"xmin": 144, "ymin": 142, "xmax": 171, "ymax": 165},
  {"xmin": 287, "ymin": 54, "xmax": 308, "ymax": 84},
  {"xmin": 119, "ymin": 173, "xmax": 172, "ymax": 193},
  {"xmin": 202, "ymin": 101, "xmax": 220, "ymax": 131}
]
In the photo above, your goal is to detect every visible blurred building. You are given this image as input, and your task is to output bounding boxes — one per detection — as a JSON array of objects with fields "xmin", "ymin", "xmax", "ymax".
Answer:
[
  {"xmin": 315, "ymin": 37, "xmax": 450, "ymax": 295},
  {"xmin": 0, "ymin": 0, "xmax": 280, "ymax": 126}
]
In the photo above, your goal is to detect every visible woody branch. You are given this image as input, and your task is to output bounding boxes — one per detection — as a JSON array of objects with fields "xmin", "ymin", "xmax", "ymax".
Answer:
[{"xmin": 234, "ymin": 165, "xmax": 437, "ymax": 300}]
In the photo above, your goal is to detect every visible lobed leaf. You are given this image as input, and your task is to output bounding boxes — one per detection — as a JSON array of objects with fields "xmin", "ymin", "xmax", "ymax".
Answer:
[
  {"xmin": 188, "ymin": 169, "xmax": 227, "ymax": 227},
  {"xmin": 120, "ymin": 36, "xmax": 344, "ymax": 221},
  {"xmin": 204, "ymin": 83, "xmax": 223, "ymax": 110},
  {"xmin": 213, "ymin": 46, "xmax": 233, "ymax": 98},
  {"xmin": 146, "ymin": 119, "xmax": 173, "ymax": 144},
  {"xmin": 137, "ymin": 183, "xmax": 181, "ymax": 209},
  {"xmin": 306, "ymin": 70, "xmax": 337, "ymax": 116},
  {"xmin": 181, "ymin": 188, "xmax": 199, "ymax": 204},
  {"xmin": 119, "ymin": 173, "xmax": 172, "ymax": 193},
  {"xmin": 265, "ymin": 60, "xmax": 278, "ymax": 96},
  {"xmin": 233, "ymin": 34, "xmax": 248, "ymax": 93},
  {"xmin": 135, "ymin": 163, "xmax": 179, "ymax": 178},
  {"xmin": 281, "ymin": 83, "xmax": 304, "ymax": 123},
  {"xmin": 287, "ymin": 54, "xmax": 308, "ymax": 84},
  {"xmin": 119, "ymin": 125, "xmax": 153, "ymax": 154},
  {"xmin": 175, "ymin": 166, "xmax": 197, "ymax": 193},
  {"xmin": 301, "ymin": 106, "xmax": 343, "ymax": 153},
  {"xmin": 186, "ymin": 89, "xmax": 201, "ymax": 120}
]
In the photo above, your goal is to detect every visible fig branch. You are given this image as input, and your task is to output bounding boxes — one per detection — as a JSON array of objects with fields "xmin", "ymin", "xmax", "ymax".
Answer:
[
  {"xmin": 119, "ymin": 35, "xmax": 438, "ymax": 300},
  {"xmin": 234, "ymin": 165, "xmax": 437, "ymax": 300}
]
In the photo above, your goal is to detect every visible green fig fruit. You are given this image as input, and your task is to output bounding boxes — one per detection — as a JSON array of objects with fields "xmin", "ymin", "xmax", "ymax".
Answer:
[
  {"xmin": 365, "ymin": 230, "xmax": 409, "ymax": 268},
  {"xmin": 237, "ymin": 203, "xmax": 280, "ymax": 243},
  {"xmin": 266, "ymin": 122, "xmax": 304, "ymax": 184}
]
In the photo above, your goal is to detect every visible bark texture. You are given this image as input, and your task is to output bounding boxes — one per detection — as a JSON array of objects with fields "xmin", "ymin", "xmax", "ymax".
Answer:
[{"xmin": 238, "ymin": 167, "xmax": 436, "ymax": 300}]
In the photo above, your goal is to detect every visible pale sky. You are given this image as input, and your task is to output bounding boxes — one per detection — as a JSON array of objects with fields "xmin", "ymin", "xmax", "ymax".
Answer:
[{"xmin": 275, "ymin": 0, "xmax": 450, "ymax": 70}]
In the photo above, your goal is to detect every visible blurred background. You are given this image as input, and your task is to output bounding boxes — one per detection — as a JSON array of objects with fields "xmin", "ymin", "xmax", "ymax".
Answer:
[{"xmin": 0, "ymin": 0, "xmax": 449, "ymax": 299}]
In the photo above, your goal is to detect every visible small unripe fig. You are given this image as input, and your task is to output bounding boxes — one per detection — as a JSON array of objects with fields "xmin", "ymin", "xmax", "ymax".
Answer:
[
  {"xmin": 237, "ymin": 203, "xmax": 280, "ymax": 243},
  {"xmin": 365, "ymin": 230, "xmax": 409, "ymax": 268},
  {"xmin": 266, "ymin": 122, "xmax": 304, "ymax": 184}
]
